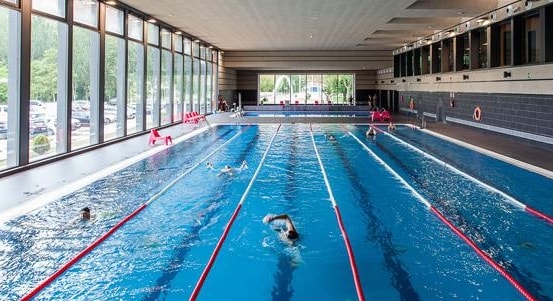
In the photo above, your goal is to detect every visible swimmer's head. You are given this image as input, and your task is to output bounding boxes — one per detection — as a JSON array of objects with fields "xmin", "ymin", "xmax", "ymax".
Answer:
[{"xmin": 286, "ymin": 230, "xmax": 299, "ymax": 240}]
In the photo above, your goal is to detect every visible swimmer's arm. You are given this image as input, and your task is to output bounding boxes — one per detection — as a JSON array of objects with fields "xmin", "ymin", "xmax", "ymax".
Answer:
[{"xmin": 268, "ymin": 214, "xmax": 296, "ymax": 231}]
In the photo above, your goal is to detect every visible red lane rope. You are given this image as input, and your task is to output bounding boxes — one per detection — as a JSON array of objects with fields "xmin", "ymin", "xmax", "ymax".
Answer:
[
  {"xmin": 371, "ymin": 123, "xmax": 553, "ymax": 226},
  {"xmin": 189, "ymin": 203, "xmax": 243, "ymax": 301},
  {"xmin": 334, "ymin": 205, "xmax": 366, "ymax": 301},
  {"xmin": 429, "ymin": 206, "xmax": 536, "ymax": 301},
  {"xmin": 525, "ymin": 206, "xmax": 553, "ymax": 225},
  {"xmin": 21, "ymin": 203, "xmax": 148, "ymax": 301}
]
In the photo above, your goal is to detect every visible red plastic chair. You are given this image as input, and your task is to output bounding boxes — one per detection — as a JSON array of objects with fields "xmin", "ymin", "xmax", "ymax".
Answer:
[
  {"xmin": 148, "ymin": 129, "xmax": 172, "ymax": 145},
  {"xmin": 380, "ymin": 110, "xmax": 391, "ymax": 121},
  {"xmin": 314, "ymin": 100, "xmax": 319, "ymax": 105},
  {"xmin": 371, "ymin": 111, "xmax": 382, "ymax": 122}
]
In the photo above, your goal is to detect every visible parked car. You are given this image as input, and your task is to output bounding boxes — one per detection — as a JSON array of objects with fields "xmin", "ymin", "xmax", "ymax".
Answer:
[
  {"xmin": 72, "ymin": 111, "xmax": 90, "ymax": 126},
  {"xmin": 29, "ymin": 118, "xmax": 49, "ymax": 136}
]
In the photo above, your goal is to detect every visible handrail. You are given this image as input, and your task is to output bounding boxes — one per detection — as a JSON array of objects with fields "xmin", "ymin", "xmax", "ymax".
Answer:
[
  {"xmin": 20, "ymin": 126, "xmax": 252, "ymax": 301},
  {"xmin": 309, "ymin": 124, "xmax": 365, "ymax": 301},
  {"xmin": 189, "ymin": 124, "xmax": 282, "ymax": 301},
  {"xmin": 370, "ymin": 124, "xmax": 553, "ymax": 225},
  {"xmin": 347, "ymin": 128, "xmax": 536, "ymax": 301}
]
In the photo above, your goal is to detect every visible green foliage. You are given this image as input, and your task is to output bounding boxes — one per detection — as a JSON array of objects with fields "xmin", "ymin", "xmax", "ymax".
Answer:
[
  {"xmin": 32, "ymin": 134, "xmax": 51, "ymax": 155},
  {"xmin": 260, "ymin": 76, "xmax": 274, "ymax": 92}
]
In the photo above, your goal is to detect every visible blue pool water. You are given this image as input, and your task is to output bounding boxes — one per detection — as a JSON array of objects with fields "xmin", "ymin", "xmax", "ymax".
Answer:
[
  {"xmin": 0, "ymin": 124, "xmax": 552, "ymax": 300},
  {"xmin": 243, "ymin": 111, "xmax": 370, "ymax": 117}
]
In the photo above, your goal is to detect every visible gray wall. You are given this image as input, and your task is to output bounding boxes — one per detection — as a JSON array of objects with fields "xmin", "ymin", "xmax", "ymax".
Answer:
[{"xmin": 399, "ymin": 91, "xmax": 553, "ymax": 145}]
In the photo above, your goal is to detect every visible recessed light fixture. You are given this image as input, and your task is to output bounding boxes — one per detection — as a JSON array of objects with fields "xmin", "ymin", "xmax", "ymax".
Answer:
[
  {"xmin": 147, "ymin": 18, "xmax": 156, "ymax": 23},
  {"xmin": 194, "ymin": 39, "xmax": 200, "ymax": 43},
  {"xmin": 105, "ymin": 0, "xmax": 116, "ymax": 5},
  {"xmin": 175, "ymin": 31, "xmax": 182, "ymax": 35}
]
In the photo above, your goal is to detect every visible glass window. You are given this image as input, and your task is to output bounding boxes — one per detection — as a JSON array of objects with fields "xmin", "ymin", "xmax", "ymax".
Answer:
[
  {"xmin": 32, "ymin": 0, "xmax": 65, "ymax": 18},
  {"xmin": 128, "ymin": 15, "xmax": 143, "ymax": 41},
  {"xmin": 146, "ymin": 46, "xmax": 160, "ymax": 128},
  {"xmin": 184, "ymin": 55, "xmax": 192, "ymax": 112},
  {"xmin": 173, "ymin": 54, "xmax": 183, "ymax": 121},
  {"xmin": 71, "ymin": 26, "xmax": 100, "ymax": 151},
  {"xmin": 183, "ymin": 38, "xmax": 191, "ymax": 55},
  {"xmin": 4, "ymin": 0, "xmax": 18, "ymax": 4},
  {"xmin": 104, "ymin": 35, "xmax": 126, "ymax": 141},
  {"xmin": 431, "ymin": 43, "xmax": 441, "ymax": 73},
  {"xmin": 73, "ymin": 0, "xmax": 98, "ymax": 28},
  {"xmin": 192, "ymin": 59, "xmax": 199, "ymax": 112},
  {"xmin": 206, "ymin": 61, "xmax": 213, "ymax": 112},
  {"xmin": 161, "ymin": 29, "xmax": 171, "ymax": 49},
  {"xmin": 306, "ymin": 74, "xmax": 322, "ymax": 105},
  {"xmin": 30, "ymin": 15, "xmax": 68, "ymax": 162},
  {"xmin": 147, "ymin": 22, "xmax": 159, "ymax": 45},
  {"xmin": 174, "ymin": 34, "xmax": 182, "ymax": 53},
  {"xmin": 105, "ymin": 5, "xmax": 123, "ymax": 35},
  {"xmin": 291, "ymin": 74, "xmax": 306, "ymax": 105},
  {"xmin": 193, "ymin": 40, "xmax": 200, "ymax": 57},
  {"xmin": 199, "ymin": 44, "xmax": 206, "ymax": 60},
  {"xmin": 442, "ymin": 39, "xmax": 453, "ymax": 72},
  {"xmin": 275, "ymin": 74, "xmax": 290, "ymax": 105},
  {"xmin": 456, "ymin": 33, "xmax": 470, "ymax": 70},
  {"xmin": 472, "ymin": 28, "xmax": 488, "ymax": 69},
  {"xmin": 497, "ymin": 22, "xmax": 512, "ymax": 66},
  {"xmin": 421, "ymin": 45, "xmax": 430, "ymax": 74},
  {"xmin": 0, "ymin": 7, "xmax": 21, "ymax": 170},
  {"xmin": 523, "ymin": 14, "xmax": 540, "ymax": 64},
  {"xmin": 199, "ymin": 60, "xmax": 206, "ymax": 114},
  {"xmin": 206, "ymin": 48, "xmax": 211, "ymax": 62},
  {"xmin": 211, "ymin": 61, "xmax": 218, "ymax": 109},
  {"xmin": 160, "ymin": 49, "xmax": 172, "ymax": 124},
  {"xmin": 259, "ymin": 74, "xmax": 275, "ymax": 105},
  {"xmin": 127, "ymin": 40, "xmax": 144, "ymax": 134},
  {"xmin": 212, "ymin": 49, "xmax": 218, "ymax": 63}
]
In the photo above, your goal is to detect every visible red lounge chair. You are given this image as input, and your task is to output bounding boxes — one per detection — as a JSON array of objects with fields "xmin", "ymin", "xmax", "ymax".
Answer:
[
  {"xmin": 295, "ymin": 100, "xmax": 299, "ymax": 105},
  {"xmin": 314, "ymin": 100, "xmax": 319, "ymax": 105},
  {"xmin": 148, "ymin": 129, "xmax": 172, "ymax": 145},
  {"xmin": 371, "ymin": 111, "xmax": 382, "ymax": 122},
  {"xmin": 280, "ymin": 100, "xmax": 284, "ymax": 106},
  {"xmin": 380, "ymin": 110, "xmax": 391, "ymax": 121}
]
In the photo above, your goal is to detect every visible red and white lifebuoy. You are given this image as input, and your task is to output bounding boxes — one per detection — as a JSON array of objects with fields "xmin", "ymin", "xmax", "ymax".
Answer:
[{"xmin": 473, "ymin": 106, "xmax": 482, "ymax": 121}]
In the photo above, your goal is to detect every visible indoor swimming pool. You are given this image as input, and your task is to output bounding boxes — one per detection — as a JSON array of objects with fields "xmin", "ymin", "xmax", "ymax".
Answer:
[{"xmin": 0, "ymin": 124, "xmax": 552, "ymax": 300}]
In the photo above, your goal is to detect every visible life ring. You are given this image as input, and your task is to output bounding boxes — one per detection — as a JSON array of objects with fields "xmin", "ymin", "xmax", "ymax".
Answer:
[
  {"xmin": 409, "ymin": 99, "xmax": 415, "ymax": 110},
  {"xmin": 473, "ymin": 106, "xmax": 482, "ymax": 121}
]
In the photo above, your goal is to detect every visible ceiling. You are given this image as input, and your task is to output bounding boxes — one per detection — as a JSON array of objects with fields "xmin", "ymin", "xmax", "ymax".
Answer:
[{"xmin": 121, "ymin": 0, "xmax": 503, "ymax": 52}]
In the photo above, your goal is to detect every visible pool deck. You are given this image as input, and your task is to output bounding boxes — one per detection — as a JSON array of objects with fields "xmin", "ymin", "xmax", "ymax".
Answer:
[{"xmin": 1, "ymin": 111, "xmax": 552, "ymax": 222}]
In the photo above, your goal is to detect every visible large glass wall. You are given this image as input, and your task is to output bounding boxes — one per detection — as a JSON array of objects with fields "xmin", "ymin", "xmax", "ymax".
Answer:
[
  {"xmin": 184, "ymin": 55, "xmax": 192, "ymax": 113},
  {"xmin": 30, "ymin": 15, "xmax": 68, "ymax": 161},
  {"xmin": 71, "ymin": 26, "xmax": 100, "ymax": 151},
  {"xmin": 259, "ymin": 74, "xmax": 354, "ymax": 105},
  {"xmin": 0, "ymin": 6, "xmax": 20, "ymax": 169},
  {"xmin": 0, "ymin": 1, "xmax": 218, "ymax": 173},
  {"xmin": 127, "ymin": 40, "xmax": 144, "ymax": 135},
  {"xmin": 160, "ymin": 49, "xmax": 172, "ymax": 125},
  {"xmin": 104, "ymin": 6, "xmax": 125, "ymax": 141}
]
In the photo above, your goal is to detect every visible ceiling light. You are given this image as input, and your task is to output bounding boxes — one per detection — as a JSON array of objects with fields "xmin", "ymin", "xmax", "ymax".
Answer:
[
  {"xmin": 147, "ymin": 18, "xmax": 156, "ymax": 23},
  {"xmin": 194, "ymin": 39, "xmax": 200, "ymax": 43},
  {"xmin": 105, "ymin": 0, "xmax": 116, "ymax": 5},
  {"xmin": 175, "ymin": 31, "xmax": 182, "ymax": 35}
]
